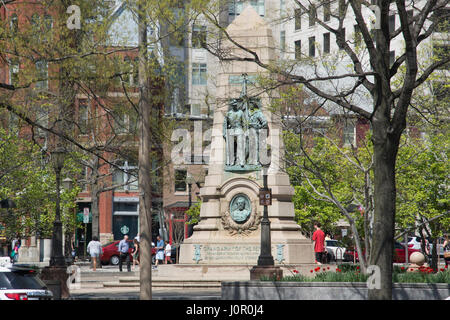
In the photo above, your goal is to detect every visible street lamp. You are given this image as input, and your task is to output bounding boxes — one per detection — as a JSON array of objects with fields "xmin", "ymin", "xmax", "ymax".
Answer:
[
  {"xmin": 250, "ymin": 165, "xmax": 283, "ymax": 280},
  {"xmin": 185, "ymin": 172, "xmax": 195, "ymax": 239},
  {"xmin": 257, "ymin": 166, "xmax": 274, "ymax": 266},
  {"xmin": 186, "ymin": 172, "xmax": 195, "ymax": 210},
  {"xmin": 49, "ymin": 147, "xmax": 66, "ymax": 267},
  {"xmin": 62, "ymin": 178, "xmax": 74, "ymax": 263}
]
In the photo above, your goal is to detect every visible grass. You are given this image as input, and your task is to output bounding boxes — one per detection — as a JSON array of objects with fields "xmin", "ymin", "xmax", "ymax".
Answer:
[{"xmin": 261, "ymin": 264, "xmax": 450, "ymax": 284}]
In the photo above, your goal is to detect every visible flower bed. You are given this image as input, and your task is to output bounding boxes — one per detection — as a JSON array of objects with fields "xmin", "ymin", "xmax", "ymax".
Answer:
[{"xmin": 264, "ymin": 264, "xmax": 450, "ymax": 284}]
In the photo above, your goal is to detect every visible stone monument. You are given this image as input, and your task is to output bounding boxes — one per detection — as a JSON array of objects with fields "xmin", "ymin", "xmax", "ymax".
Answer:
[{"xmin": 178, "ymin": 5, "xmax": 314, "ymax": 269}]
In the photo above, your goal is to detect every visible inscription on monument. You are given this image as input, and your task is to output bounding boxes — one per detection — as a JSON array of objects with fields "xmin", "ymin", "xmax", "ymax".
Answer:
[{"xmin": 202, "ymin": 245, "xmax": 261, "ymax": 263}]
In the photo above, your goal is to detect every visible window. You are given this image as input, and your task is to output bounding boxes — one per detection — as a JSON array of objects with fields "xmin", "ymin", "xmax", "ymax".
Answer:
[
  {"xmin": 9, "ymin": 60, "xmax": 19, "ymax": 86},
  {"xmin": 250, "ymin": 0, "xmax": 265, "ymax": 16},
  {"xmin": 112, "ymin": 160, "xmax": 138, "ymax": 191},
  {"xmin": 78, "ymin": 103, "xmax": 89, "ymax": 134},
  {"xmin": 309, "ymin": 36, "xmax": 315, "ymax": 57},
  {"xmin": 191, "ymin": 103, "xmax": 201, "ymax": 116},
  {"xmin": 323, "ymin": 32, "xmax": 330, "ymax": 54},
  {"xmin": 192, "ymin": 63, "xmax": 207, "ymax": 85},
  {"xmin": 192, "ymin": 25, "xmax": 207, "ymax": 49},
  {"xmin": 133, "ymin": 58, "xmax": 139, "ymax": 86},
  {"xmin": 35, "ymin": 60, "xmax": 48, "ymax": 89},
  {"xmin": 389, "ymin": 50, "xmax": 395, "ymax": 67},
  {"xmin": 309, "ymin": 5, "xmax": 316, "ymax": 27},
  {"xmin": 389, "ymin": 15, "xmax": 395, "ymax": 34},
  {"xmin": 280, "ymin": 0, "xmax": 285, "ymax": 16},
  {"xmin": 323, "ymin": 1, "xmax": 331, "ymax": 22},
  {"xmin": 295, "ymin": 40, "xmax": 301, "ymax": 59},
  {"xmin": 123, "ymin": 56, "xmax": 132, "ymax": 86},
  {"xmin": 280, "ymin": 30, "xmax": 286, "ymax": 52},
  {"xmin": 294, "ymin": 8, "xmax": 301, "ymax": 30},
  {"xmin": 36, "ymin": 107, "xmax": 48, "ymax": 137},
  {"xmin": 354, "ymin": 24, "xmax": 362, "ymax": 46},
  {"xmin": 10, "ymin": 14, "xmax": 18, "ymax": 33},
  {"xmin": 338, "ymin": 28, "xmax": 346, "ymax": 50},
  {"xmin": 113, "ymin": 111, "xmax": 133, "ymax": 134},
  {"xmin": 343, "ymin": 122, "xmax": 355, "ymax": 146},
  {"xmin": 174, "ymin": 169, "xmax": 187, "ymax": 192}
]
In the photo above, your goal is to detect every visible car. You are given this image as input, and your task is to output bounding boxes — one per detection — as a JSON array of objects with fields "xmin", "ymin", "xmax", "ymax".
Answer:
[
  {"xmin": 343, "ymin": 242, "xmax": 422, "ymax": 263},
  {"xmin": 325, "ymin": 239, "xmax": 346, "ymax": 262},
  {"xmin": 393, "ymin": 242, "xmax": 421, "ymax": 263},
  {"xmin": 100, "ymin": 240, "xmax": 156, "ymax": 265},
  {"xmin": 408, "ymin": 236, "xmax": 422, "ymax": 250},
  {"xmin": 0, "ymin": 259, "xmax": 53, "ymax": 300}
]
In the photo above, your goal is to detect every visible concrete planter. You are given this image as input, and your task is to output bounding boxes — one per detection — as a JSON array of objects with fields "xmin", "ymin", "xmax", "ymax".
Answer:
[{"xmin": 221, "ymin": 281, "xmax": 450, "ymax": 300}]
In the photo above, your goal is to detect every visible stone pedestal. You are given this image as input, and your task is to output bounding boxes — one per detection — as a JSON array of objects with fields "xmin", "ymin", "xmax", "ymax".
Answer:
[
  {"xmin": 179, "ymin": 6, "xmax": 314, "ymax": 267},
  {"xmin": 250, "ymin": 266, "xmax": 283, "ymax": 281},
  {"xmin": 39, "ymin": 266, "xmax": 69, "ymax": 300}
]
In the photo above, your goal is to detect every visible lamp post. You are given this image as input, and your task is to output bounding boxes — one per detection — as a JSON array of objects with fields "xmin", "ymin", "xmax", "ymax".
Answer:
[
  {"xmin": 257, "ymin": 166, "xmax": 274, "ymax": 266},
  {"xmin": 49, "ymin": 147, "xmax": 66, "ymax": 267},
  {"xmin": 250, "ymin": 166, "xmax": 283, "ymax": 280},
  {"xmin": 185, "ymin": 172, "xmax": 195, "ymax": 239},
  {"xmin": 62, "ymin": 178, "xmax": 74, "ymax": 263}
]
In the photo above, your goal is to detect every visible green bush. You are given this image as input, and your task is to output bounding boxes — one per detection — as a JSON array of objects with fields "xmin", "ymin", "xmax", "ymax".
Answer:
[{"xmin": 268, "ymin": 265, "xmax": 450, "ymax": 283}]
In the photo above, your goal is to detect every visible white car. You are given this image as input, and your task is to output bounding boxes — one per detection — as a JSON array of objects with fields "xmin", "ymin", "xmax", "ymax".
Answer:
[
  {"xmin": 325, "ymin": 240, "xmax": 346, "ymax": 261},
  {"xmin": 408, "ymin": 236, "xmax": 423, "ymax": 250},
  {"xmin": 0, "ymin": 259, "xmax": 53, "ymax": 300}
]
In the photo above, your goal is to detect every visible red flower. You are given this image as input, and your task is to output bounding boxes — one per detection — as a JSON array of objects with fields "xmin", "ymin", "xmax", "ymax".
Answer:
[
  {"xmin": 446, "ymin": 265, "xmax": 448, "ymax": 269},
  {"xmin": 356, "ymin": 266, "xmax": 360, "ymax": 270},
  {"xmin": 440, "ymin": 268, "xmax": 444, "ymax": 272},
  {"xmin": 315, "ymin": 267, "xmax": 320, "ymax": 272},
  {"xmin": 323, "ymin": 268, "xmax": 326, "ymax": 271},
  {"xmin": 310, "ymin": 270, "xmax": 313, "ymax": 273},
  {"xmin": 327, "ymin": 267, "xmax": 330, "ymax": 270},
  {"xmin": 401, "ymin": 267, "xmax": 405, "ymax": 271}
]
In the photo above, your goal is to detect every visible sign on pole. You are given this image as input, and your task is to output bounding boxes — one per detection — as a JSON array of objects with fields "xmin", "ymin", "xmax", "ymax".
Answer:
[
  {"xmin": 259, "ymin": 189, "xmax": 272, "ymax": 206},
  {"xmin": 83, "ymin": 207, "xmax": 90, "ymax": 224}
]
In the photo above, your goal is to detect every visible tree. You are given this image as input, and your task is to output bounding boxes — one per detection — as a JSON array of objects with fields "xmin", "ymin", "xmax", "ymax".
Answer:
[{"xmin": 200, "ymin": 0, "xmax": 450, "ymax": 299}]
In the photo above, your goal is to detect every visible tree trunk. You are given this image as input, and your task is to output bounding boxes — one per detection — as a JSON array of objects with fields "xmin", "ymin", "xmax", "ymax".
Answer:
[
  {"xmin": 368, "ymin": 112, "xmax": 400, "ymax": 300},
  {"xmin": 137, "ymin": 1, "xmax": 152, "ymax": 300}
]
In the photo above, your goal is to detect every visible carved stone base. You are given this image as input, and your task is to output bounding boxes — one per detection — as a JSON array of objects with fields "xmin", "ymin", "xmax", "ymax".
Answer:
[
  {"xmin": 250, "ymin": 266, "xmax": 283, "ymax": 281},
  {"xmin": 39, "ymin": 266, "xmax": 69, "ymax": 300}
]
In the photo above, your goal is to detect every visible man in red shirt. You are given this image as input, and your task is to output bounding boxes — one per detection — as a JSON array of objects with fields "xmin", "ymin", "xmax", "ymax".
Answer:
[{"xmin": 312, "ymin": 222, "xmax": 325, "ymax": 265}]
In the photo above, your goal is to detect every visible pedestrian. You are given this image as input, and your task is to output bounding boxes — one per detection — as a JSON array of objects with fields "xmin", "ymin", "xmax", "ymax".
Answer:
[
  {"xmin": 118, "ymin": 234, "xmax": 131, "ymax": 272},
  {"xmin": 153, "ymin": 235, "xmax": 164, "ymax": 269},
  {"xmin": 312, "ymin": 222, "xmax": 326, "ymax": 265},
  {"xmin": 443, "ymin": 235, "xmax": 450, "ymax": 267},
  {"xmin": 10, "ymin": 237, "xmax": 20, "ymax": 263},
  {"xmin": 71, "ymin": 236, "xmax": 77, "ymax": 262},
  {"xmin": 87, "ymin": 236, "xmax": 102, "ymax": 271},
  {"xmin": 164, "ymin": 240, "xmax": 172, "ymax": 264},
  {"xmin": 132, "ymin": 238, "xmax": 140, "ymax": 271}
]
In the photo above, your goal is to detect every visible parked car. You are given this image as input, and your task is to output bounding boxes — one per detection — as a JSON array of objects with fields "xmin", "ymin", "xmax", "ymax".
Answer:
[
  {"xmin": 0, "ymin": 262, "xmax": 53, "ymax": 300},
  {"xmin": 408, "ymin": 236, "xmax": 422, "ymax": 250},
  {"xmin": 343, "ymin": 242, "xmax": 421, "ymax": 263},
  {"xmin": 101, "ymin": 240, "xmax": 156, "ymax": 265},
  {"xmin": 393, "ymin": 242, "xmax": 421, "ymax": 263},
  {"xmin": 325, "ymin": 240, "xmax": 346, "ymax": 261}
]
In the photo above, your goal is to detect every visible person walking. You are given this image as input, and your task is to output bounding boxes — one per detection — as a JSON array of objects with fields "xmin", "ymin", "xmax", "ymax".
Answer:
[
  {"xmin": 153, "ymin": 235, "xmax": 164, "ymax": 269},
  {"xmin": 164, "ymin": 240, "xmax": 172, "ymax": 264},
  {"xmin": 118, "ymin": 235, "xmax": 131, "ymax": 272},
  {"xmin": 312, "ymin": 222, "xmax": 326, "ymax": 265},
  {"xmin": 443, "ymin": 235, "xmax": 450, "ymax": 267},
  {"xmin": 87, "ymin": 236, "xmax": 102, "ymax": 271},
  {"xmin": 10, "ymin": 238, "xmax": 20, "ymax": 263},
  {"xmin": 132, "ymin": 238, "xmax": 140, "ymax": 271}
]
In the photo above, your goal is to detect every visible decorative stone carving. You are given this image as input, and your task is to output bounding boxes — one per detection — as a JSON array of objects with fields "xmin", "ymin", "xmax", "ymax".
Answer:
[{"xmin": 222, "ymin": 194, "xmax": 261, "ymax": 236}]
